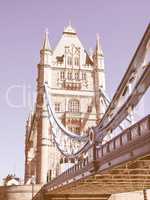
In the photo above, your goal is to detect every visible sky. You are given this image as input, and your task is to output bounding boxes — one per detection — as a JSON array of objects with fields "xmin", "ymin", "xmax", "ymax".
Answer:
[{"xmin": 0, "ymin": 0, "xmax": 149, "ymax": 183}]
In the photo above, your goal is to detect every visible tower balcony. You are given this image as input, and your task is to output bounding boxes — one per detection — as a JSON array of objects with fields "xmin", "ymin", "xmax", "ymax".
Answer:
[{"xmin": 62, "ymin": 80, "xmax": 81, "ymax": 90}]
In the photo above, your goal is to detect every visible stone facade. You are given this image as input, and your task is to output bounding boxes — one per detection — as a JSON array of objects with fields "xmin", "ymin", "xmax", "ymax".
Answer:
[
  {"xmin": 0, "ymin": 185, "xmax": 41, "ymax": 200},
  {"xmin": 24, "ymin": 24, "xmax": 106, "ymax": 185}
]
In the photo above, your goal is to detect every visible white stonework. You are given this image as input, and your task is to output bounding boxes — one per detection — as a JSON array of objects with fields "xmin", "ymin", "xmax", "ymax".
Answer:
[
  {"xmin": 24, "ymin": 23, "xmax": 106, "ymax": 185},
  {"xmin": 5, "ymin": 179, "xmax": 19, "ymax": 186},
  {"xmin": 23, "ymin": 24, "xmax": 150, "ymax": 200}
]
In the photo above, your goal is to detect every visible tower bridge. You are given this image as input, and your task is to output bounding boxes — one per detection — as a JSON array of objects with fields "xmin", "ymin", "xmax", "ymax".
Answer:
[{"xmin": 24, "ymin": 23, "xmax": 150, "ymax": 200}]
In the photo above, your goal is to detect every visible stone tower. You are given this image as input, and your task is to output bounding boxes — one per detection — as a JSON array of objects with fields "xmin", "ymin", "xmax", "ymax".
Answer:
[
  {"xmin": 36, "ymin": 30, "xmax": 52, "ymax": 184},
  {"xmin": 24, "ymin": 23, "xmax": 106, "ymax": 184}
]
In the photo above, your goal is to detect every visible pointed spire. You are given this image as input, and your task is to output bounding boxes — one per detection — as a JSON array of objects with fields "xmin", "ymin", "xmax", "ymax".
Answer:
[
  {"xmin": 69, "ymin": 19, "xmax": 72, "ymax": 27},
  {"xmin": 42, "ymin": 28, "xmax": 51, "ymax": 51},
  {"xmin": 96, "ymin": 33, "xmax": 103, "ymax": 56},
  {"xmin": 63, "ymin": 21, "xmax": 76, "ymax": 35}
]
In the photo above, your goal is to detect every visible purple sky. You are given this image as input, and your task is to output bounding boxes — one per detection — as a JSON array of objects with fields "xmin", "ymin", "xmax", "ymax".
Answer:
[{"xmin": 0, "ymin": 0, "xmax": 150, "ymax": 183}]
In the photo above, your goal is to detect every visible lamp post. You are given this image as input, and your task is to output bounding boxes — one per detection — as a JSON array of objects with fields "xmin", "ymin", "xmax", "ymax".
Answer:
[{"xmin": 31, "ymin": 175, "xmax": 35, "ymax": 199}]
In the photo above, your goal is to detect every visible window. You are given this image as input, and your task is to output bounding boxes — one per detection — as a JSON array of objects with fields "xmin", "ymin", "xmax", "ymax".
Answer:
[
  {"xmin": 55, "ymin": 103, "xmax": 61, "ymax": 112},
  {"xmin": 68, "ymin": 99, "xmax": 80, "ymax": 113},
  {"xmin": 74, "ymin": 57, "xmax": 80, "ymax": 66},
  {"xmin": 75, "ymin": 72, "xmax": 79, "ymax": 80},
  {"xmin": 82, "ymin": 72, "xmax": 86, "ymax": 80},
  {"xmin": 67, "ymin": 72, "xmax": 72, "ymax": 80},
  {"xmin": 74, "ymin": 127, "xmax": 80, "ymax": 133},
  {"xmin": 67, "ymin": 56, "xmax": 72, "ymax": 66},
  {"xmin": 60, "ymin": 71, "xmax": 65, "ymax": 80},
  {"xmin": 87, "ymin": 106, "xmax": 92, "ymax": 112},
  {"xmin": 68, "ymin": 126, "xmax": 80, "ymax": 134}
]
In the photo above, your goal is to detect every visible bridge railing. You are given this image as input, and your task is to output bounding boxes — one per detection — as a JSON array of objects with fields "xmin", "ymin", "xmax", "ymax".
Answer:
[
  {"xmin": 43, "ymin": 115, "xmax": 150, "ymax": 193},
  {"xmin": 96, "ymin": 115, "xmax": 150, "ymax": 159},
  {"xmin": 44, "ymin": 143, "xmax": 95, "ymax": 191}
]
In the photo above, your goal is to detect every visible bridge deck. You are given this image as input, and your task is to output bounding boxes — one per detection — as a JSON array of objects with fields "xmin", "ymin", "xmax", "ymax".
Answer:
[{"xmin": 41, "ymin": 115, "xmax": 150, "ymax": 196}]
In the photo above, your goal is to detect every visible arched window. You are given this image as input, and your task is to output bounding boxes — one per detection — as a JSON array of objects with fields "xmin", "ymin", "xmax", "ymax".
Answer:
[
  {"xmin": 67, "ymin": 72, "xmax": 72, "ymax": 80},
  {"xmin": 68, "ymin": 99, "xmax": 80, "ymax": 113},
  {"xmin": 74, "ymin": 57, "xmax": 80, "ymax": 66},
  {"xmin": 87, "ymin": 106, "xmax": 92, "ymax": 112},
  {"xmin": 68, "ymin": 126, "xmax": 80, "ymax": 134},
  {"xmin": 75, "ymin": 72, "xmax": 79, "ymax": 80},
  {"xmin": 60, "ymin": 71, "xmax": 65, "ymax": 80},
  {"xmin": 55, "ymin": 103, "xmax": 61, "ymax": 112},
  {"xmin": 67, "ymin": 56, "xmax": 72, "ymax": 66},
  {"xmin": 82, "ymin": 72, "xmax": 86, "ymax": 80}
]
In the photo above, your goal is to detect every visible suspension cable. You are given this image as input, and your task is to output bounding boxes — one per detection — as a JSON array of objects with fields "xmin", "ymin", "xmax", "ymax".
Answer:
[
  {"xmin": 44, "ymin": 83, "xmax": 88, "ymax": 141},
  {"xmin": 44, "ymin": 83, "xmax": 89, "ymax": 158}
]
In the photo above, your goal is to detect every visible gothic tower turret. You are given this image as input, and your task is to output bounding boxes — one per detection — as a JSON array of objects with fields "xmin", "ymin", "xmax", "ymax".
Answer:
[
  {"xmin": 93, "ymin": 34, "xmax": 106, "ymax": 122},
  {"xmin": 95, "ymin": 34, "xmax": 105, "ymax": 91},
  {"xmin": 36, "ymin": 30, "xmax": 52, "ymax": 184}
]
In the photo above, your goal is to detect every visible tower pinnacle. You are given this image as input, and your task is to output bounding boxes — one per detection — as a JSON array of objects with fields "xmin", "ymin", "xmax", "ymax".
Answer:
[
  {"xmin": 40, "ymin": 29, "xmax": 52, "ymax": 66},
  {"xmin": 69, "ymin": 19, "xmax": 72, "ymax": 27},
  {"xmin": 63, "ymin": 22, "xmax": 76, "ymax": 35},
  {"xmin": 96, "ymin": 33, "xmax": 103, "ymax": 56},
  {"xmin": 42, "ymin": 28, "xmax": 52, "ymax": 51}
]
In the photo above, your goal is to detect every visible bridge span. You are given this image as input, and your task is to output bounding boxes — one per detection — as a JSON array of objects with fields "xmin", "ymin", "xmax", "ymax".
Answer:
[{"xmin": 33, "ymin": 115, "xmax": 150, "ymax": 199}]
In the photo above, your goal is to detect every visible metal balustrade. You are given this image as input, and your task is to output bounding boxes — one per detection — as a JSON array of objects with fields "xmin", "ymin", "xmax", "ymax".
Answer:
[
  {"xmin": 41, "ymin": 115, "xmax": 150, "ymax": 193},
  {"xmin": 97, "ymin": 24, "xmax": 150, "ymax": 131},
  {"xmin": 43, "ymin": 144, "xmax": 94, "ymax": 191},
  {"xmin": 96, "ymin": 115, "xmax": 150, "ymax": 159}
]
